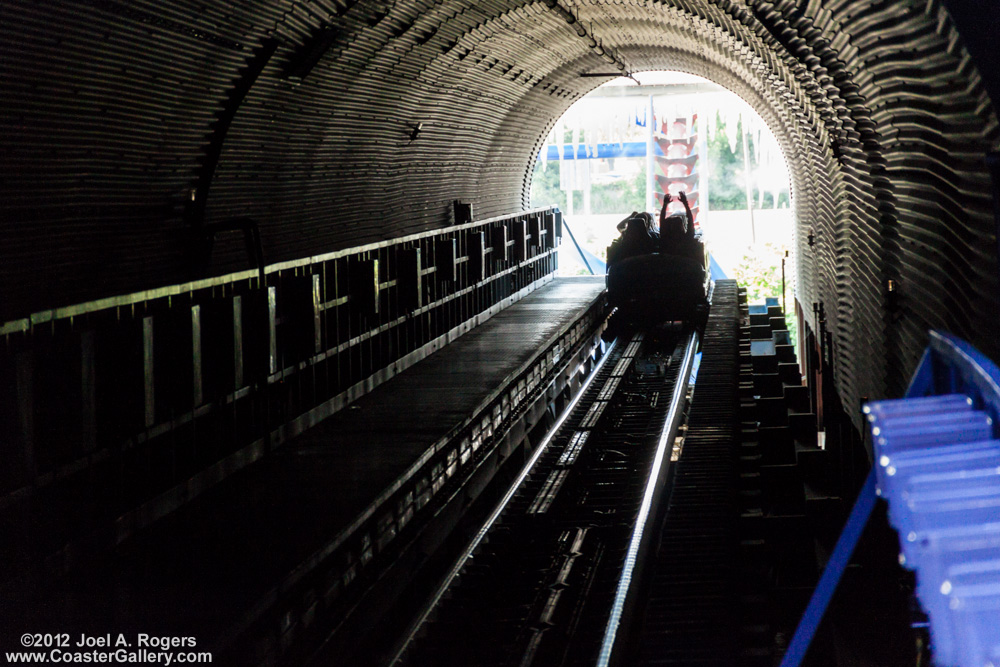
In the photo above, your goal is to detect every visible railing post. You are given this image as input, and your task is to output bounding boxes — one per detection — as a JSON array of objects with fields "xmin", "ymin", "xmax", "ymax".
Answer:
[{"xmin": 779, "ymin": 470, "xmax": 878, "ymax": 667}]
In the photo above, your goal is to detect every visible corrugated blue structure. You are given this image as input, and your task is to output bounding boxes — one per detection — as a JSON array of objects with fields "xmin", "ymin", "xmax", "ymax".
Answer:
[
  {"xmin": 868, "ymin": 331, "xmax": 1000, "ymax": 667},
  {"xmin": 783, "ymin": 330, "xmax": 1000, "ymax": 667}
]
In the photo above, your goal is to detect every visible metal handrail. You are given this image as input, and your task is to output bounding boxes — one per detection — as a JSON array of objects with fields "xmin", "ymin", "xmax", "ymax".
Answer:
[{"xmin": 1, "ymin": 206, "xmax": 561, "ymax": 334}]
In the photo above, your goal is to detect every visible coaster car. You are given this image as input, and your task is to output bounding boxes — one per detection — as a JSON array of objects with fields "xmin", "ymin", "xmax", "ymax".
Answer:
[{"xmin": 606, "ymin": 250, "xmax": 711, "ymax": 331}]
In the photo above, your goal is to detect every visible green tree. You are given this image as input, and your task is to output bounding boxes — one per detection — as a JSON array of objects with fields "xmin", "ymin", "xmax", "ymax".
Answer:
[
  {"xmin": 708, "ymin": 114, "xmax": 750, "ymax": 211},
  {"xmin": 734, "ymin": 242, "xmax": 797, "ymax": 349},
  {"xmin": 589, "ymin": 168, "xmax": 645, "ymax": 214},
  {"xmin": 707, "ymin": 113, "xmax": 791, "ymax": 211},
  {"xmin": 531, "ymin": 161, "xmax": 567, "ymax": 210},
  {"xmin": 532, "ymin": 160, "xmax": 646, "ymax": 214}
]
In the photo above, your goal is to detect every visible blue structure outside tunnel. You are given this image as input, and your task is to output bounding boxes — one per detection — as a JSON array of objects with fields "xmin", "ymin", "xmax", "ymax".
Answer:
[{"xmin": 540, "ymin": 141, "xmax": 666, "ymax": 161}]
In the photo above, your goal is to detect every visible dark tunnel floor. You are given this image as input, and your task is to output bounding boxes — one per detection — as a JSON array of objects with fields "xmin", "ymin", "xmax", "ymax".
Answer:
[{"xmin": 4, "ymin": 277, "xmax": 607, "ymax": 656}]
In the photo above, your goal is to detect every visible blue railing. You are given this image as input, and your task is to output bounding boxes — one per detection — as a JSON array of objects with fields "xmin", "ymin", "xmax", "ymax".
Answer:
[{"xmin": 782, "ymin": 330, "xmax": 1000, "ymax": 667}]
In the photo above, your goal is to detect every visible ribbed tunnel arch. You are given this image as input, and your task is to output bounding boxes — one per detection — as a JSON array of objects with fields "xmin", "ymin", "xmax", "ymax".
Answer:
[{"xmin": 4, "ymin": 0, "xmax": 1000, "ymax": 417}]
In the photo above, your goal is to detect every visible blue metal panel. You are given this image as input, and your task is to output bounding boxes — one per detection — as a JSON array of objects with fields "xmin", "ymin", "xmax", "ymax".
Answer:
[
  {"xmin": 866, "ymin": 332, "xmax": 1000, "ymax": 667},
  {"xmin": 709, "ymin": 253, "xmax": 728, "ymax": 281},
  {"xmin": 783, "ymin": 331, "xmax": 1000, "ymax": 667}
]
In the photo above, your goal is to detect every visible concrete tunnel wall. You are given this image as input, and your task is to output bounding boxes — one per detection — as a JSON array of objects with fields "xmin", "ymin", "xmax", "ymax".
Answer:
[{"xmin": 3, "ymin": 0, "xmax": 999, "ymax": 420}]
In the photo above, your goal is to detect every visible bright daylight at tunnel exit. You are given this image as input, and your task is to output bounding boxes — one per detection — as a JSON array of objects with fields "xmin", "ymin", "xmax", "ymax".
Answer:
[{"xmin": 533, "ymin": 71, "xmax": 797, "ymax": 342}]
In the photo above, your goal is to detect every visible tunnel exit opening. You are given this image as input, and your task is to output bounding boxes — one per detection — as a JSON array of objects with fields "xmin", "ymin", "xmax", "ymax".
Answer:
[{"xmin": 530, "ymin": 71, "xmax": 797, "ymax": 346}]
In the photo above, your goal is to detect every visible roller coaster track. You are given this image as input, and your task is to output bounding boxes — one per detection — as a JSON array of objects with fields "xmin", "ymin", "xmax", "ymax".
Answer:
[{"xmin": 391, "ymin": 324, "xmax": 700, "ymax": 667}]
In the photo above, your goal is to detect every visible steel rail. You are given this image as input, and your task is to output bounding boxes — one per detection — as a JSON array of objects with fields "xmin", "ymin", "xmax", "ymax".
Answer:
[
  {"xmin": 596, "ymin": 328, "xmax": 699, "ymax": 667},
  {"xmin": 390, "ymin": 337, "xmax": 619, "ymax": 666}
]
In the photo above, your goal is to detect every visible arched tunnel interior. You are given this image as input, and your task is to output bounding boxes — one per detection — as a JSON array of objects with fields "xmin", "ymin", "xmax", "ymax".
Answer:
[{"xmin": 3, "ymin": 1, "xmax": 1000, "ymax": 665}]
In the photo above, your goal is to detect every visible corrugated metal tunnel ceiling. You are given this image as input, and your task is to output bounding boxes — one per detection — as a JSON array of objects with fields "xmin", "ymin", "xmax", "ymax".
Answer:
[{"xmin": 4, "ymin": 0, "xmax": 999, "ymax": 415}]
